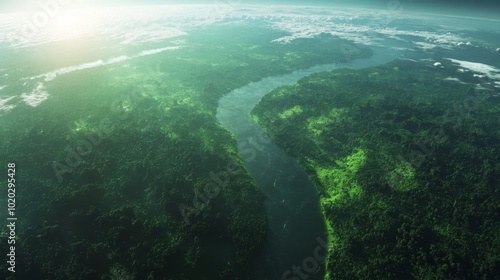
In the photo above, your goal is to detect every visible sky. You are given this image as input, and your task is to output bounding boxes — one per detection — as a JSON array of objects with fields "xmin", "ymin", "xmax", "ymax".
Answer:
[{"xmin": 0, "ymin": 0, "xmax": 499, "ymax": 17}]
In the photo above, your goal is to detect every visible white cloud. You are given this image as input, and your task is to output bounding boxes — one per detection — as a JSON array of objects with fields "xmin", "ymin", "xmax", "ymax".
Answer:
[
  {"xmin": 106, "ymin": 55, "xmax": 129, "ymax": 64},
  {"xmin": 0, "ymin": 96, "xmax": 16, "ymax": 112},
  {"xmin": 266, "ymin": 9, "xmax": 468, "ymax": 52},
  {"xmin": 138, "ymin": 46, "xmax": 181, "ymax": 56},
  {"xmin": 446, "ymin": 58, "xmax": 500, "ymax": 81},
  {"xmin": 21, "ymin": 83, "xmax": 48, "ymax": 107},
  {"xmin": 444, "ymin": 77, "xmax": 465, "ymax": 83},
  {"xmin": 0, "ymin": 6, "xmax": 190, "ymax": 48},
  {"xmin": 115, "ymin": 28, "xmax": 187, "ymax": 46},
  {"xmin": 0, "ymin": 4, "xmax": 482, "ymax": 55},
  {"xmin": 415, "ymin": 42, "xmax": 439, "ymax": 50},
  {"xmin": 455, "ymin": 41, "xmax": 473, "ymax": 47},
  {"xmin": 31, "ymin": 46, "xmax": 181, "ymax": 82},
  {"xmin": 14, "ymin": 46, "xmax": 182, "ymax": 108},
  {"xmin": 35, "ymin": 60, "xmax": 106, "ymax": 82}
]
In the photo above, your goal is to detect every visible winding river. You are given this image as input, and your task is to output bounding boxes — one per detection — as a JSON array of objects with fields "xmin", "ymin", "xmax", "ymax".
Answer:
[{"xmin": 216, "ymin": 46, "xmax": 401, "ymax": 279}]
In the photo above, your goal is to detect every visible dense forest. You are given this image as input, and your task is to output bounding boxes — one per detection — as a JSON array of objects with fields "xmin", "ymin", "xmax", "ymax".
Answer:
[
  {"xmin": 0, "ymin": 27, "xmax": 370, "ymax": 279},
  {"xmin": 252, "ymin": 59, "xmax": 500, "ymax": 279}
]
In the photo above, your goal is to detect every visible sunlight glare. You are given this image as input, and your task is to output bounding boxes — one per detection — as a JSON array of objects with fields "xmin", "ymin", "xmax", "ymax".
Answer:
[{"xmin": 47, "ymin": 8, "xmax": 94, "ymax": 38}]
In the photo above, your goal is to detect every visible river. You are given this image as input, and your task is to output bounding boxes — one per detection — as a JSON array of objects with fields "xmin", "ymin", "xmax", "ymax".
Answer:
[{"xmin": 216, "ymin": 46, "xmax": 402, "ymax": 280}]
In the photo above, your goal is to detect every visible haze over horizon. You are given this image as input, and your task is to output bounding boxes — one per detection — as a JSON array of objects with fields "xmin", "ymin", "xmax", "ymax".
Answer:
[{"xmin": 0, "ymin": 0, "xmax": 499, "ymax": 18}]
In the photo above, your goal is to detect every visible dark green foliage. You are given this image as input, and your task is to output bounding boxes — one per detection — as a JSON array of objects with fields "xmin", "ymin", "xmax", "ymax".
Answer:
[
  {"xmin": 252, "ymin": 59, "xmax": 500, "ymax": 279},
  {"xmin": 0, "ymin": 26, "xmax": 369, "ymax": 279}
]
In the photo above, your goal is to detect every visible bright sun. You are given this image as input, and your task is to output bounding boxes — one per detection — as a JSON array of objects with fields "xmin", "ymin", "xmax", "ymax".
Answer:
[{"xmin": 47, "ymin": 7, "xmax": 100, "ymax": 38}]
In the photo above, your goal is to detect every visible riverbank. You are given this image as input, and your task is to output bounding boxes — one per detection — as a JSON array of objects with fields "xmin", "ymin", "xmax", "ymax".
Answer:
[
  {"xmin": 0, "ymin": 25, "xmax": 371, "ymax": 279},
  {"xmin": 217, "ymin": 46, "xmax": 401, "ymax": 279},
  {"xmin": 251, "ymin": 59, "xmax": 500, "ymax": 279}
]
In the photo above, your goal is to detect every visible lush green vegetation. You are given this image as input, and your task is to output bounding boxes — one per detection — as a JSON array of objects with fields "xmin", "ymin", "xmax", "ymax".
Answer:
[
  {"xmin": 252, "ymin": 59, "xmax": 500, "ymax": 279},
  {"xmin": 0, "ymin": 24, "xmax": 370, "ymax": 279}
]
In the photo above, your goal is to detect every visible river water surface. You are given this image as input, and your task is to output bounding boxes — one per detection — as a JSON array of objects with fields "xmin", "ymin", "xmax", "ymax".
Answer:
[{"xmin": 216, "ymin": 46, "xmax": 402, "ymax": 279}]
